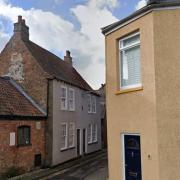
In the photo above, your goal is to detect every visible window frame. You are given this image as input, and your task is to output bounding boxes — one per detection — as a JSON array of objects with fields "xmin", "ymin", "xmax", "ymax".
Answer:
[
  {"xmin": 17, "ymin": 126, "xmax": 31, "ymax": 147},
  {"xmin": 69, "ymin": 88, "xmax": 75, "ymax": 111},
  {"xmin": 69, "ymin": 122, "xmax": 75, "ymax": 148},
  {"xmin": 61, "ymin": 123, "xmax": 68, "ymax": 150},
  {"xmin": 60, "ymin": 85, "xmax": 68, "ymax": 110},
  {"xmin": 119, "ymin": 32, "xmax": 142, "ymax": 90}
]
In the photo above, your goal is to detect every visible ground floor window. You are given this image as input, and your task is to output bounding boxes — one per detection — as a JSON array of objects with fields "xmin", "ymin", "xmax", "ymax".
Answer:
[
  {"xmin": 69, "ymin": 123, "xmax": 75, "ymax": 147},
  {"xmin": 92, "ymin": 124, "xmax": 97, "ymax": 142},
  {"xmin": 17, "ymin": 126, "xmax": 31, "ymax": 146},
  {"xmin": 61, "ymin": 123, "xmax": 68, "ymax": 149}
]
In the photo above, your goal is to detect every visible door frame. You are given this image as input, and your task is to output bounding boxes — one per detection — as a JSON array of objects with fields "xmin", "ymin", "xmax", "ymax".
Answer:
[
  {"xmin": 121, "ymin": 133, "xmax": 141, "ymax": 180},
  {"xmin": 83, "ymin": 128, "xmax": 87, "ymax": 154}
]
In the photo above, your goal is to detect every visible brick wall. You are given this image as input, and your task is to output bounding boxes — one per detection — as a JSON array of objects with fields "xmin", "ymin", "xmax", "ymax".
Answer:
[
  {"xmin": 0, "ymin": 35, "xmax": 48, "ymax": 111},
  {"xmin": 0, "ymin": 120, "xmax": 45, "ymax": 173}
]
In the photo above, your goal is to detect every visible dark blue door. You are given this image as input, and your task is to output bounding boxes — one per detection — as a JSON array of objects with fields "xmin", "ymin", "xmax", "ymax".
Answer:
[{"xmin": 124, "ymin": 135, "xmax": 142, "ymax": 180}]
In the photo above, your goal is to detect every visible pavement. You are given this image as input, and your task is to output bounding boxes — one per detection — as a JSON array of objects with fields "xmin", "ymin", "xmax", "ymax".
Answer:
[{"xmin": 10, "ymin": 150, "xmax": 108, "ymax": 180}]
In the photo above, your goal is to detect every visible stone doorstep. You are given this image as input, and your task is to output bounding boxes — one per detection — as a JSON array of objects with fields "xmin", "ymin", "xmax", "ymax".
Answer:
[{"xmin": 10, "ymin": 150, "xmax": 107, "ymax": 180}]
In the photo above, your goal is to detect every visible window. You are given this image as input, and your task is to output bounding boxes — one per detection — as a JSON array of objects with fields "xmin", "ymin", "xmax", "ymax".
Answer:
[
  {"xmin": 92, "ymin": 124, "xmax": 97, "ymax": 142},
  {"xmin": 92, "ymin": 96, "xmax": 96, "ymax": 113},
  {"xmin": 119, "ymin": 33, "xmax": 141, "ymax": 89},
  {"xmin": 87, "ymin": 95, "xmax": 92, "ymax": 113},
  {"xmin": 69, "ymin": 123, "xmax": 75, "ymax": 147},
  {"xmin": 61, "ymin": 86, "xmax": 67, "ymax": 110},
  {"xmin": 17, "ymin": 126, "xmax": 31, "ymax": 146},
  {"xmin": 61, "ymin": 123, "xmax": 68, "ymax": 150},
  {"xmin": 69, "ymin": 88, "xmax": 75, "ymax": 111},
  {"xmin": 87, "ymin": 124, "xmax": 92, "ymax": 143}
]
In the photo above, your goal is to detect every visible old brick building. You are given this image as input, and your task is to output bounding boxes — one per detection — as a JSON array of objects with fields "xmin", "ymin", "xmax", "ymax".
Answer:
[
  {"xmin": 0, "ymin": 16, "xmax": 102, "ymax": 167},
  {"xmin": 0, "ymin": 76, "xmax": 46, "ymax": 173}
]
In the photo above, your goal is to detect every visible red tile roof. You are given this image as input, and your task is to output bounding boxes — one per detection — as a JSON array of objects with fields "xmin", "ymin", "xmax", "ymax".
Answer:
[
  {"xmin": 0, "ymin": 77, "xmax": 45, "ymax": 118},
  {"xmin": 25, "ymin": 41, "xmax": 93, "ymax": 91}
]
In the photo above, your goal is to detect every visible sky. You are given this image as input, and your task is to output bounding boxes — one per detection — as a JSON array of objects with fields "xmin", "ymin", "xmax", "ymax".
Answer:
[{"xmin": 0, "ymin": 0, "xmax": 147, "ymax": 89}]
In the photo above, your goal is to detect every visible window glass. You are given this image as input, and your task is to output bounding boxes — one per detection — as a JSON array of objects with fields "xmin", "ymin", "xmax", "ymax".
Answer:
[
  {"xmin": 87, "ymin": 95, "xmax": 92, "ymax": 113},
  {"xmin": 120, "ymin": 33, "xmax": 141, "ymax": 89},
  {"xmin": 17, "ymin": 126, "xmax": 30, "ymax": 146},
  {"xmin": 88, "ymin": 124, "xmax": 92, "ymax": 143},
  {"xmin": 69, "ymin": 123, "xmax": 75, "ymax": 147},
  {"xmin": 92, "ymin": 96, "xmax": 96, "ymax": 113},
  {"xmin": 61, "ymin": 86, "xmax": 67, "ymax": 110},
  {"xmin": 69, "ymin": 89, "xmax": 75, "ymax": 111},
  {"xmin": 61, "ymin": 124, "xmax": 67, "ymax": 149}
]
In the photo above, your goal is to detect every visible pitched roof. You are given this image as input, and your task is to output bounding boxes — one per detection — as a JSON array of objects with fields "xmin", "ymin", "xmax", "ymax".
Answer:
[
  {"xmin": 0, "ymin": 77, "xmax": 45, "ymax": 118},
  {"xmin": 102, "ymin": 0, "xmax": 180, "ymax": 35},
  {"xmin": 24, "ymin": 41, "xmax": 93, "ymax": 91}
]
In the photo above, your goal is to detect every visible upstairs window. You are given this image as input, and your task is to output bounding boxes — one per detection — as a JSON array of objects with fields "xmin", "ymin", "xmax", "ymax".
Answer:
[
  {"xmin": 61, "ymin": 123, "xmax": 68, "ymax": 150},
  {"xmin": 119, "ymin": 33, "xmax": 141, "ymax": 90},
  {"xmin": 92, "ymin": 96, "xmax": 96, "ymax": 113},
  {"xmin": 87, "ymin": 95, "xmax": 92, "ymax": 113},
  {"xmin": 61, "ymin": 86, "xmax": 68, "ymax": 110},
  {"xmin": 17, "ymin": 126, "xmax": 31, "ymax": 146},
  {"xmin": 69, "ymin": 88, "xmax": 75, "ymax": 111}
]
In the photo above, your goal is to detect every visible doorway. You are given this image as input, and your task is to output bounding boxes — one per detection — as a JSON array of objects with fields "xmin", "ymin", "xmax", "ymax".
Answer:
[
  {"xmin": 123, "ymin": 134, "xmax": 142, "ymax": 180},
  {"xmin": 83, "ymin": 128, "xmax": 86, "ymax": 154},
  {"xmin": 77, "ymin": 129, "xmax": 81, "ymax": 156}
]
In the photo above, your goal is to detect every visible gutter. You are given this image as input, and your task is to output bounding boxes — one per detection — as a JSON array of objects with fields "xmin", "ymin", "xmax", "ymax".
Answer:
[{"xmin": 102, "ymin": 2, "xmax": 180, "ymax": 35}]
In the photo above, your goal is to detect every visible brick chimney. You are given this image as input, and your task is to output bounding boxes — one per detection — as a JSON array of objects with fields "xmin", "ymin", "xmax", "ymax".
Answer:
[
  {"xmin": 13, "ymin": 15, "xmax": 29, "ymax": 41},
  {"xmin": 64, "ymin": 50, "xmax": 73, "ymax": 66}
]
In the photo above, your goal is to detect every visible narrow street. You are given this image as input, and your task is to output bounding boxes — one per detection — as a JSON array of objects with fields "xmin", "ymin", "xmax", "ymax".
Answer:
[{"xmin": 41, "ymin": 152, "xmax": 108, "ymax": 180}]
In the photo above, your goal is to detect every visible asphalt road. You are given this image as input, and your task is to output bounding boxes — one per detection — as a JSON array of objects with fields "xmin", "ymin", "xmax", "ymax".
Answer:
[{"xmin": 45, "ymin": 153, "xmax": 108, "ymax": 180}]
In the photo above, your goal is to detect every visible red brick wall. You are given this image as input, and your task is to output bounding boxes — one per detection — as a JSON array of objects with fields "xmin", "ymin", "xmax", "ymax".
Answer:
[
  {"xmin": 0, "ymin": 35, "xmax": 48, "ymax": 110},
  {"xmin": 0, "ymin": 120, "xmax": 45, "ymax": 173}
]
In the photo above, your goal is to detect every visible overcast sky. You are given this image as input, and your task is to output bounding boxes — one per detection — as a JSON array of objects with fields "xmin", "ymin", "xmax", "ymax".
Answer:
[{"xmin": 0, "ymin": 0, "xmax": 147, "ymax": 89}]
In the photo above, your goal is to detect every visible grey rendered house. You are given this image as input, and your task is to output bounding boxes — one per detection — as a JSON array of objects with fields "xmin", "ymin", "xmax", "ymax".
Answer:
[{"xmin": 0, "ymin": 16, "xmax": 102, "ymax": 166}]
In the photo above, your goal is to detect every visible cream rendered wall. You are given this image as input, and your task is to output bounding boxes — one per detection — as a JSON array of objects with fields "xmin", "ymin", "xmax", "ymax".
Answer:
[
  {"xmin": 154, "ymin": 9, "xmax": 180, "ymax": 180},
  {"xmin": 105, "ymin": 13, "xmax": 159, "ymax": 180},
  {"xmin": 52, "ymin": 79, "xmax": 102, "ymax": 166}
]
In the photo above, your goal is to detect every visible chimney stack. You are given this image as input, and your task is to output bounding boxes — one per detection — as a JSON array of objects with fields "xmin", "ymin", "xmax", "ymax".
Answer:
[
  {"xmin": 13, "ymin": 15, "xmax": 29, "ymax": 41},
  {"xmin": 64, "ymin": 50, "xmax": 73, "ymax": 66}
]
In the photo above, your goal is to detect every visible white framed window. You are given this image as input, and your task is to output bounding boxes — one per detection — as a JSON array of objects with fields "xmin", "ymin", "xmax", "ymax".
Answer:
[
  {"xmin": 87, "ymin": 124, "xmax": 92, "ymax": 143},
  {"xmin": 119, "ymin": 32, "xmax": 141, "ymax": 90},
  {"xmin": 92, "ymin": 96, "xmax": 96, "ymax": 113},
  {"xmin": 61, "ymin": 86, "xmax": 68, "ymax": 110},
  {"xmin": 69, "ymin": 123, "xmax": 75, "ymax": 147},
  {"xmin": 69, "ymin": 88, "xmax": 75, "ymax": 111},
  {"xmin": 92, "ymin": 124, "xmax": 97, "ymax": 142},
  {"xmin": 87, "ymin": 95, "xmax": 92, "ymax": 113},
  {"xmin": 61, "ymin": 123, "xmax": 68, "ymax": 150}
]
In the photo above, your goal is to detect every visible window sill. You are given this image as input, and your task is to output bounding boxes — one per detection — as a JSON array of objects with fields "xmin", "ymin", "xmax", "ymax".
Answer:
[
  {"xmin": 60, "ymin": 146, "xmax": 75, "ymax": 152},
  {"xmin": 88, "ymin": 141, "xmax": 98, "ymax": 145},
  {"xmin": 17, "ymin": 144, "xmax": 32, "ymax": 148},
  {"xmin": 115, "ymin": 86, "xmax": 143, "ymax": 95}
]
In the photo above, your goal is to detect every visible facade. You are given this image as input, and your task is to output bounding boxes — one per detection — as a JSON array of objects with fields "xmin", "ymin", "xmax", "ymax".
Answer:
[
  {"xmin": 0, "ymin": 16, "xmax": 102, "ymax": 167},
  {"xmin": 102, "ymin": 0, "xmax": 180, "ymax": 180},
  {"xmin": 0, "ymin": 77, "xmax": 46, "ymax": 173}
]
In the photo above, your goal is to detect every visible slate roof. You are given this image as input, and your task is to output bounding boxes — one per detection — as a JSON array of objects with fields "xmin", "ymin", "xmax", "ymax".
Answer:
[
  {"xmin": 0, "ymin": 77, "xmax": 45, "ymax": 118},
  {"xmin": 24, "ymin": 41, "xmax": 93, "ymax": 92}
]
